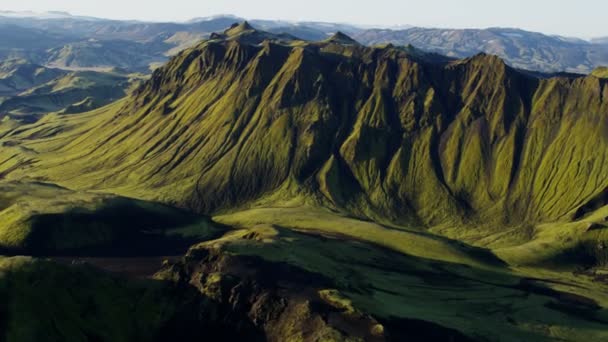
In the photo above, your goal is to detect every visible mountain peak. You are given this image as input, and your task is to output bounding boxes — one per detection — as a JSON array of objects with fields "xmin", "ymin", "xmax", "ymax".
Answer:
[
  {"xmin": 225, "ymin": 21, "xmax": 256, "ymax": 36},
  {"xmin": 326, "ymin": 31, "xmax": 360, "ymax": 45}
]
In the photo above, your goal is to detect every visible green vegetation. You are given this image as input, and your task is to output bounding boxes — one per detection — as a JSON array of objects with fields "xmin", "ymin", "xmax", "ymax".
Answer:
[
  {"xmin": 318, "ymin": 289, "xmax": 357, "ymax": 314},
  {"xmin": 0, "ymin": 24, "xmax": 605, "ymax": 265}
]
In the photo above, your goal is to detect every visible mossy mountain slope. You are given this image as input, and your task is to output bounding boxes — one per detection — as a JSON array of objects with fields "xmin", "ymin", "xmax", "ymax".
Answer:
[{"xmin": 1, "ymin": 25, "xmax": 606, "ymax": 230}]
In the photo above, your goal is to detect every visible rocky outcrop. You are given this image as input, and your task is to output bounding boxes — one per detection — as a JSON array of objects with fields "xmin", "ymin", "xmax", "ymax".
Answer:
[{"xmin": 156, "ymin": 238, "xmax": 473, "ymax": 342}]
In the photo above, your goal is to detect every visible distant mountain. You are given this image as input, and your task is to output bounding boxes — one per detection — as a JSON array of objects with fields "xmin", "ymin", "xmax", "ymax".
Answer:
[
  {"xmin": 592, "ymin": 37, "xmax": 608, "ymax": 45},
  {"xmin": 44, "ymin": 40, "xmax": 169, "ymax": 72},
  {"xmin": 353, "ymin": 27, "xmax": 608, "ymax": 73},
  {"xmin": 0, "ymin": 24, "xmax": 73, "ymax": 56},
  {"xmin": 0, "ymin": 15, "xmax": 248, "ymax": 71}
]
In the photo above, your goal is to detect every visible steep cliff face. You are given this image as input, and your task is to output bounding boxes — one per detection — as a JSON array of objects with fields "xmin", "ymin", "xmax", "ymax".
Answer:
[{"xmin": 1, "ymin": 24, "xmax": 606, "ymax": 228}]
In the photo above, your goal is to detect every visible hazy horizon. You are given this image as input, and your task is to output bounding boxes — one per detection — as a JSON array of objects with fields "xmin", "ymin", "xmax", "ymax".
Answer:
[{"xmin": 1, "ymin": 0, "xmax": 606, "ymax": 39}]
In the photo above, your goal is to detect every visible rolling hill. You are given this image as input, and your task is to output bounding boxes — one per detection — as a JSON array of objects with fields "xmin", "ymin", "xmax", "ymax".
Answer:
[
  {"xmin": 0, "ymin": 59, "xmax": 66, "ymax": 95},
  {"xmin": 0, "ymin": 61, "xmax": 144, "ymax": 121},
  {"xmin": 0, "ymin": 23, "xmax": 607, "ymax": 341}
]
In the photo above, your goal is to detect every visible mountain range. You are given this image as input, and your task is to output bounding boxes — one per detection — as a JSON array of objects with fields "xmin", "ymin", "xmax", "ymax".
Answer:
[
  {"xmin": 0, "ymin": 14, "xmax": 607, "ymax": 342},
  {"xmin": 0, "ymin": 12, "xmax": 606, "ymax": 73},
  {"xmin": 0, "ymin": 22, "xmax": 607, "ymax": 341}
]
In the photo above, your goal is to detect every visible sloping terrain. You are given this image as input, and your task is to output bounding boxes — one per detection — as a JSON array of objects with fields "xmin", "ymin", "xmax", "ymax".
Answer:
[{"xmin": 0, "ymin": 59, "xmax": 144, "ymax": 121}]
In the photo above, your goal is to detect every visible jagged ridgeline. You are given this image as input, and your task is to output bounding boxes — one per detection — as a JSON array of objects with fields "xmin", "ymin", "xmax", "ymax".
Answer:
[{"xmin": 2, "ymin": 22, "xmax": 607, "ymax": 228}]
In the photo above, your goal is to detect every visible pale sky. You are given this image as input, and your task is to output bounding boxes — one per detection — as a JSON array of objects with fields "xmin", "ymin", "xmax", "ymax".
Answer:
[{"xmin": 2, "ymin": 0, "xmax": 606, "ymax": 38}]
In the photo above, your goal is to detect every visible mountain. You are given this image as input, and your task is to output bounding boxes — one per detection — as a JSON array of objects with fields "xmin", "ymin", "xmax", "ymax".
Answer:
[
  {"xmin": 0, "ymin": 59, "xmax": 143, "ymax": 121},
  {"xmin": 0, "ymin": 15, "xmax": 331, "ymax": 72},
  {"xmin": 1, "ymin": 24, "xmax": 606, "ymax": 256},
  {"xmin": 0, "ymin": 181, "xmax": 220, "ymax": 255},
  {"xmin": 353, "ymin": 27, "xmax": 608, "ymax": 73},
  {"xmin": 5, "ymin": 25, "xmax": 603, "ymax": 228},
  {"xmin": 0, "ymin": 23, "xmax": 607, "ymax": 341}
]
